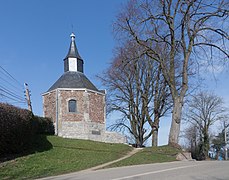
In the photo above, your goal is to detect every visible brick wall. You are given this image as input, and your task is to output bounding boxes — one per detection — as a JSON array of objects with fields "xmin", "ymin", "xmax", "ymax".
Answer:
[
  {"xmin": 43, "ymin": 91, "xmax": 56, "ymax": 123},
  {"xmin": 43, "ymin": 89, "xmax": 105, "ymax": 123},
  {"xmin": 59, "ymin": 90, "xmax": 85, "ymax": 122},
  {"xmin": 43, "ymin": 88, "xmax": 109, "ymax": 141},
  {"xmin": 88, "ymin": 92, "xmax": 105, "ymax": 123}
]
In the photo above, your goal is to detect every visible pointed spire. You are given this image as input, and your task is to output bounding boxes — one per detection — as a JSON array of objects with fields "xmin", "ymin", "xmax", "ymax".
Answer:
[
  {"xmin": 65, "ymin": 32, "xmax": 82, "ymax": 59},
  {"xmin": 64, "ymin": 32, "xmax": 84, "ymax": 73}
]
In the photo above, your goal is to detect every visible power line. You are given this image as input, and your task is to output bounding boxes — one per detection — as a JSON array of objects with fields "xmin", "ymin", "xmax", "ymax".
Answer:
[
  {"xmin": 0, "ymin": 76, "xmax": 24, "ymax": 94},
  {"xmin": 0, "ymin": 65, "xmax": 24, "ymax": 89},
  {"xmin": 0, "ymin": 86, "xmax": 25, "ymax": 102},
  {"xmin": 8, "ymin": 101, "xmax": 26, "ymax": 104},
  {"xmin": 0, "ymin": 65, "xmax": 28, "ymax": 109},
  {"xmin": 0, "ymin": 93, "xmax": 27, "ymax": 108},
  {"xmin": 0, "ymin": 88, "xmax": 25, "ymax": 102},
  {"xmin": 0, "ymin": 93, "xmax": 25, "ymax": 103}
]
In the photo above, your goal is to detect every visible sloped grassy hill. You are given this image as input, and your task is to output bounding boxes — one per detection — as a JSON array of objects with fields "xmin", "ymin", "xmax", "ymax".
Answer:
[
  {"xmin": 0, "ymin": 135, "xmax": 132, "ymax": 179},
  {"xmin": 0, "ymin": 136, "xmax": 181, "ymax": 179},
  {"xmin": 106, "ymin": 145, "xmax": 180, "ymax": 168}
]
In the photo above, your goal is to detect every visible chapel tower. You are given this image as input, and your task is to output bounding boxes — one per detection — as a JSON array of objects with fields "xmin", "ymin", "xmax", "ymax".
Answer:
[
  {"xmin": 63, "ymin": 33, "xmax": 84, "ymax": 73},
  {"xmin": 42, "ymin": 33, "xmax": 126, "ymax": 143}
]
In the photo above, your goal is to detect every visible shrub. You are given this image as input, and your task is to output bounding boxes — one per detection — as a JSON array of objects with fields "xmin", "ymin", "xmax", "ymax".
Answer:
[
  {"xmin": 33, "ymin": 116, "xmax": 54, "ymax": 135},
  {"xmin": 0, "ymin": 103, "xmax": 34, "ymax": 155},
  {"xmin": 0, "ymin": 103, "xmax": 54, "ymax": 156}
]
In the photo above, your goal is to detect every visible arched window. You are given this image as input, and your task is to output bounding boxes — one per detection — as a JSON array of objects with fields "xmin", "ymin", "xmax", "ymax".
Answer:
[{"xmin": 68, "ymin": 99, "xmax": 77, "ymax": 113}]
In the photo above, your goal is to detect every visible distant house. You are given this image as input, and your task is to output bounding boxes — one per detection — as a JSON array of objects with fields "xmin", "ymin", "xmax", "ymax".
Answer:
[{"xmin": 42, "ymin": 33, "xmax": 126, "ymax": 144}]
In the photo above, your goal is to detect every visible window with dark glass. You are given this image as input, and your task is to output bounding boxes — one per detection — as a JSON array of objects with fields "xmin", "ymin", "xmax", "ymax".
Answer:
[{"xmin": 68, "ymin": 99, "xmax": 77, "ymax": 112}]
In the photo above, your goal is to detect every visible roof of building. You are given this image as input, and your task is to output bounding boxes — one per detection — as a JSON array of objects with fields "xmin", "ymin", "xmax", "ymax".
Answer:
[
  {"xmin": 65, "ymin": 33, "xmax": 82, "ymax": 60},
  {"xmin": 47, "ymin": 71, "xmax": 99, "ymax": 92}
]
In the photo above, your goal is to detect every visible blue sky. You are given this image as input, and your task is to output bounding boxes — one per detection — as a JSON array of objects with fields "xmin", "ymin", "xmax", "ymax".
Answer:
[
  {"xmin": 0, "ymin": 0, "xmax": 126, "ymax": 113},
  {"xmin": 0, "ymin": 0, "xmax": 228, "ymax": 145}
]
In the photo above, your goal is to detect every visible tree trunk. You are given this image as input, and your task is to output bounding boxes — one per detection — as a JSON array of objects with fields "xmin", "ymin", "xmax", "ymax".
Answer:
[
  {"xmin": 151, "ymin": 115, "xmax": 159, "ymax": 147},
  {"xmin": 168, "ymin": 98, "xmax": 183, "ymax": 146},
  {"xmin": 203, "ymin": 131, "xmax": 210, "ymax": 159},
  {"xmin": 152, "ymin": 129, "xmax": 158, "ymax": 147}
]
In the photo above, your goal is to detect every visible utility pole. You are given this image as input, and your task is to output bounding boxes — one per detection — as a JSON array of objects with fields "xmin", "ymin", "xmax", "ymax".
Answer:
[{"xmin": 24, "ymin": 83, "xmax": 32, "ymax": 112}]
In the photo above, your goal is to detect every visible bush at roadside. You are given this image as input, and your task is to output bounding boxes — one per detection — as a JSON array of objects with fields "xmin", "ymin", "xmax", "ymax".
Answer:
[{"xmin": 0, "ymin": 103, "xmax": 54, "ymax": 156}]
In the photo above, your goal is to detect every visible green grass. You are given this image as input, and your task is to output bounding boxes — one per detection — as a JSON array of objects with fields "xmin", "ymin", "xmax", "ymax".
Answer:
[
  {"xmin": 0, "ymin": 135, "xmax": 132, "ymax": 179},
  {"xmin": 0, "ymin": 136, "xmax": 181, "ymax": 179},
  {"xmin": 105, "ymin": 145, "xmax": 180, "ymax": 168}
]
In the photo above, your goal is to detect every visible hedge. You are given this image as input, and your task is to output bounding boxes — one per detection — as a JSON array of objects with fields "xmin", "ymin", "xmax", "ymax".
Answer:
[
  {"xmin": 33, "ymin": 115, "xmax": 54, "ymax": 135},
  {"xmin": 0, "ymin": 103, "xmax": 54, "ymax": 156}
]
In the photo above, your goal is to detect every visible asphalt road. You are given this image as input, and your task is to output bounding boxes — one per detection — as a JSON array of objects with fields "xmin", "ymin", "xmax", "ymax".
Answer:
[{"xmin": 40, "ymin": 161, "xmax": 229, "ymax": 180}]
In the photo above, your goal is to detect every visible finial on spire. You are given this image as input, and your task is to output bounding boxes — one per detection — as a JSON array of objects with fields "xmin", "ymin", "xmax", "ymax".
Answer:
[{"xmin": 70, "ymin": 32, "xmax": 75, "ymax": 41}]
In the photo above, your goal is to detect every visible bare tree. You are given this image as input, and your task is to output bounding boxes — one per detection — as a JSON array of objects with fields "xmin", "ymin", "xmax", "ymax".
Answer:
[
  {"xmin": 114, "ymin": 0, "xmax": 229, "ymax": 146},
  {"xmin": 181, "ymin": 124, "xmax": 200, "ymax": 158},
  {"xmin": 149, "ymin": 65, "xmax": 172, "ymax": 146},
  {"xmin": 99, "ymin": 41, "xmax": 171, "ymax": 147},
  {"xmin": 183, "ymin": 92, "xmax": 228, "ymax": 159}
]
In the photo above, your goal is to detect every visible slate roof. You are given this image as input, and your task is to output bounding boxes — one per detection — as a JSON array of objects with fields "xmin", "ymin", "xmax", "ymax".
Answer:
[
  {"xmin": 65, "ymin": 40, "xmax": 82, "ymax": 60},
  {"xmin": 65, "ymin": 33, "xmax": 82, "ymax": 60},
  {"xmin": 48, "ymin": 71, "xmax": 98, "ymax": 92}
]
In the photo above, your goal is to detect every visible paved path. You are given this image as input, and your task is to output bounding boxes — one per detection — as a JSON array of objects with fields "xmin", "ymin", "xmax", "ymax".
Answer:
[
  {"xmin": 39, "ymin": 161, "xmax": 229, "ymax": 180},
  {"xmin": 87, "ymin": 147, "xmax": 142, "ymax": 171}
]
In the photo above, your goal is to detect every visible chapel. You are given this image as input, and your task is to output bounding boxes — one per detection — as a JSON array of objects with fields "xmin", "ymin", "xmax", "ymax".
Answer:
[{"xmin": 42, "ymin": 33, "xmax": 125, "ymax": 143}]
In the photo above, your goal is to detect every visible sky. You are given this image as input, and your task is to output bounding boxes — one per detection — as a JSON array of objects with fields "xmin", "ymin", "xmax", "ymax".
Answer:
[{"xmin": 0, "ymin": 0, "xmax": 228, "ymax": 146}]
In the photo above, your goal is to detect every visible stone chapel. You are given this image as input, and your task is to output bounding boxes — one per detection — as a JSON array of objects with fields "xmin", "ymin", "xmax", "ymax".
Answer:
[{"xmin": 42, "ymin": 33, "xmax": 126, "ymax": 144}]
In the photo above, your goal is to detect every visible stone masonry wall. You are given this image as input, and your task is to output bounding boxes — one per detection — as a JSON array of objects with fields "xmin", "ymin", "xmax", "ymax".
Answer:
[
  {"xmin": 59, "ymin": 90, "xmax": 85, "ymax": 122},
  {"xmin": 59, "ymin": 121, "xmax": 105, "ymax": 140},
  {"xmin": 103, "ymin": 131, "xmax": 127, "ymax": 144},
  {"xmin": 88, "ymin": 92, "xmax": 105, "ymax": 123},
  {"xmin": 43, "ymin": 91, "xmax": 56, "ymax": 123},
  {"xmin": 43, "ymin": 89, "xmax": 126, "ymax": 144},
  {"xmin": 58, "ymin": 90, "xmax": 106, "ymax": 139}
]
